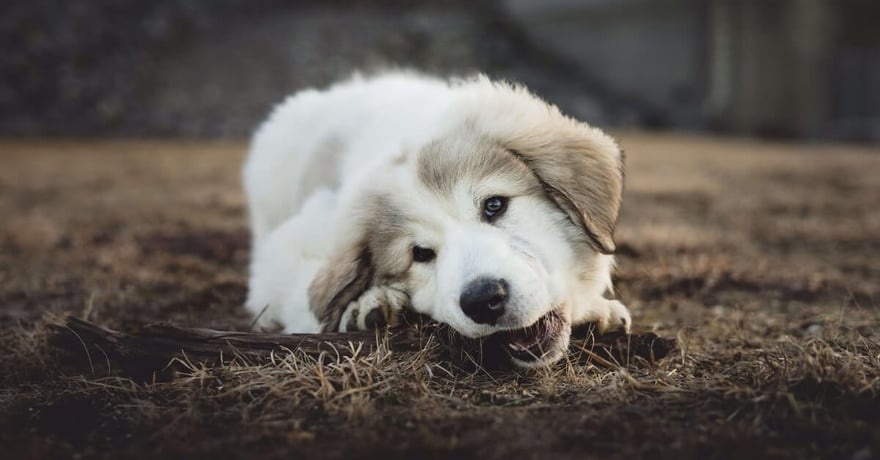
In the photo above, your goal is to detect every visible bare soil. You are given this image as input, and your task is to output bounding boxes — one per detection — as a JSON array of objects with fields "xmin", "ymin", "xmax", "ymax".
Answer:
[{"xmin": 1, "ymin": 134, "xmax": 878, "ymax": 459}]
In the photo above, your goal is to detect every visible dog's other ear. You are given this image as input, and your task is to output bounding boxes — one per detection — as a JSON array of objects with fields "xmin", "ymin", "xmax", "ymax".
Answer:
[
  {"xmin": 508, "ymin": 128, "xmax": 624, "ymax": 254},
  {"xmin": 308, "ymin": 244, "xmax": 374, "ymax": 332}
]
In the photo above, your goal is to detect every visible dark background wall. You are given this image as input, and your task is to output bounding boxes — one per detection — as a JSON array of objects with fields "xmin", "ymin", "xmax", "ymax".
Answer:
[{"xmin": 2, "ymin": 0, "xmax": 878, "ymax": 141}]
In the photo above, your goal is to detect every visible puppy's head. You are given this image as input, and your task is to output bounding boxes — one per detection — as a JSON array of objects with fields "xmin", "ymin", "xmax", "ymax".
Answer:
[{"xmin": 309, "ymin": 79, "xmax": 624, "ymax": 368}]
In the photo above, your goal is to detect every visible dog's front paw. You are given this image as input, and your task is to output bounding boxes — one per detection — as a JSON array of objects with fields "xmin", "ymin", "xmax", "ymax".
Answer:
[
  {"xmin": 578, "ymin": 298, "xmax": 631, "ymax": 334},
  {"xmin": 339, "ymin": 286, "xmax": 410, "ymax": 332},
  {"xmin": 597, "ymin": 299, "xmax": 631, "ymax": 334}
]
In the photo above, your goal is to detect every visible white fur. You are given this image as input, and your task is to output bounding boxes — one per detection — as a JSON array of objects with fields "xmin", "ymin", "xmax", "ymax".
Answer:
[{"xmin": 244, "ymin": 72, "xmax": 630, "ymax": 364}]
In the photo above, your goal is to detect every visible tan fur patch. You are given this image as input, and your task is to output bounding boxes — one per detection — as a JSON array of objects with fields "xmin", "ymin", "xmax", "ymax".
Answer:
[
  {"xmin": 417, "ymin": 131, "xmax": 542, "ymax": 199},
  {"xmin": 307, "ymin": 194, "xmax": 411, "ymax": 331},
  {"xmin": 307, "ymin": 246, "xmax": 374, "ymax": 332},
  {"xmin": 503, "ymin": 131, "xmax": 624, "ymax": 254}
]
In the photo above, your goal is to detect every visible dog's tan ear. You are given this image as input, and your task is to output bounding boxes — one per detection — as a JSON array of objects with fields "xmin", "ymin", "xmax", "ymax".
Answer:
[
  {"xmin": 308, "ymin": 244, "xmax": 374, "ymax": 332},
  {"xmin": 508, "ymin": 129, "xmax": 624, "ymax": 254}
]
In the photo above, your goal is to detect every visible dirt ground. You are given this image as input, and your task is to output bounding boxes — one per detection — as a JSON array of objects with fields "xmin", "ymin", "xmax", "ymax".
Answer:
[{"xmin": 1, "ymin": 134, "xmax": 878, "ymax": 459}]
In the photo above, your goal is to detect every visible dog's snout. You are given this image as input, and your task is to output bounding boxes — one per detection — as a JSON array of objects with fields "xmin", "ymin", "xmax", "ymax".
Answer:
[{"xmin": 460, "ymin": 278, "xmax": 508, "ymax": 325}]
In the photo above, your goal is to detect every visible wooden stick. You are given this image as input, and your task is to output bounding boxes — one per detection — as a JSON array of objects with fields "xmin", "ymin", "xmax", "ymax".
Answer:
[{"xmin": 49, "ymin": 316, "xmax": 676, "ymax": 378}]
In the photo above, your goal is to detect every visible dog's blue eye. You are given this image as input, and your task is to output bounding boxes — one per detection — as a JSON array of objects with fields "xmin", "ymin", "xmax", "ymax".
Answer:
[
  {"xmin": 483, "ymin": 196, "xmax": 508, "ymax": 220},
  {"xmin": 412, "ymin": 246, "xmax": 436, "ymax": 263}
]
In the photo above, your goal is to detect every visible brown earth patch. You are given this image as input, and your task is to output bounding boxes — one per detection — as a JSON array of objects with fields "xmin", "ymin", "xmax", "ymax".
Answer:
[{"xmin": 1, "ymin": 135, "xmax": 878, "ymax": 459}]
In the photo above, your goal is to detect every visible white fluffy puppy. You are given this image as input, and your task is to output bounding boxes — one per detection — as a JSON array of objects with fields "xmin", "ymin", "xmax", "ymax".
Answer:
[{"xmin": 244, "ymin": 72, "xmax": 630, "ymax": 367}]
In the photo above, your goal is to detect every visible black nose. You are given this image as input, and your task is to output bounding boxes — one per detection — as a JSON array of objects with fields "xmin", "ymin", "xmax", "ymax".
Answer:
[{"xmin": 460, "ymin": 278, "xmax": 508, "ymax": 325}]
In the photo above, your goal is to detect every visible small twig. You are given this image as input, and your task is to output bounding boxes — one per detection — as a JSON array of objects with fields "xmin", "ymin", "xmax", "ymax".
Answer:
[
  {"xmin": 248, "ymin": 304, "xmax": 271, "ymax": 331},
  {"xmin": 573, "ymin": 344, "xmax": 619, "ymax": 369},
  {"xmin": 48, "ymin": 316, "xmax": 676, "ymax": 379}
]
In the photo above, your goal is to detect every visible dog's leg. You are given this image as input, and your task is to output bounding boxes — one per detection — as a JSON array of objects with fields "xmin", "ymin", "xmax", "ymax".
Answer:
[
  {"xmin": 572, "ymin": 298, "xmax": 631, "ymax": 334},
  {"xmin": 246, "ymin": 189, "xmax": 339, "ymax": 333},
  {"xmin": 339, "ymin": 285, "xmax": 411, "ymax": 332}
]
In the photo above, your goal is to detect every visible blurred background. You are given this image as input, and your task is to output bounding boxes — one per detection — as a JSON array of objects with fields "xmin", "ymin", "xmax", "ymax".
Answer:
[{"xmin": 2, "ymin": 0, "xmax": 879, "ymax": 142}]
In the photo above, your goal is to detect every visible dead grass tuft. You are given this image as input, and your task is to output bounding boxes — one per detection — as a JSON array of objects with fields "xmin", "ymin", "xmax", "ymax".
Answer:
[{"xmin": 167, "ymin": 335, "xmax": 449, "ymax": 419}]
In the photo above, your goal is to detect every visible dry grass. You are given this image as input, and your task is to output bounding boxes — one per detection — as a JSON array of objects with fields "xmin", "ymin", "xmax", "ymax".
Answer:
[{"xmin": 1, "ymin": 134, "xmax": 878, "ymax": 459}]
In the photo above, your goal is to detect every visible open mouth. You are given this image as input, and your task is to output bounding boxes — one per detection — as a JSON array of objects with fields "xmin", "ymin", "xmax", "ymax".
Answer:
[{"xmin": 497, "ymin": 310, "xmax": 567, "ymax": 363}]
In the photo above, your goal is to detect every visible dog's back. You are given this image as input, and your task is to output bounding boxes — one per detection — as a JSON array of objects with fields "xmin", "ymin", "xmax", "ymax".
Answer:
[{"xmin": 243, "ymin": 72, "xmax": 453, "ymax": 247}]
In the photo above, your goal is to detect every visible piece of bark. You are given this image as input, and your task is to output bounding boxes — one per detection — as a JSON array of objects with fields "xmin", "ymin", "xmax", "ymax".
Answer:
[{"xmin": 49, "ymin": 316, "xmax": 676, "ymax": 379}]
